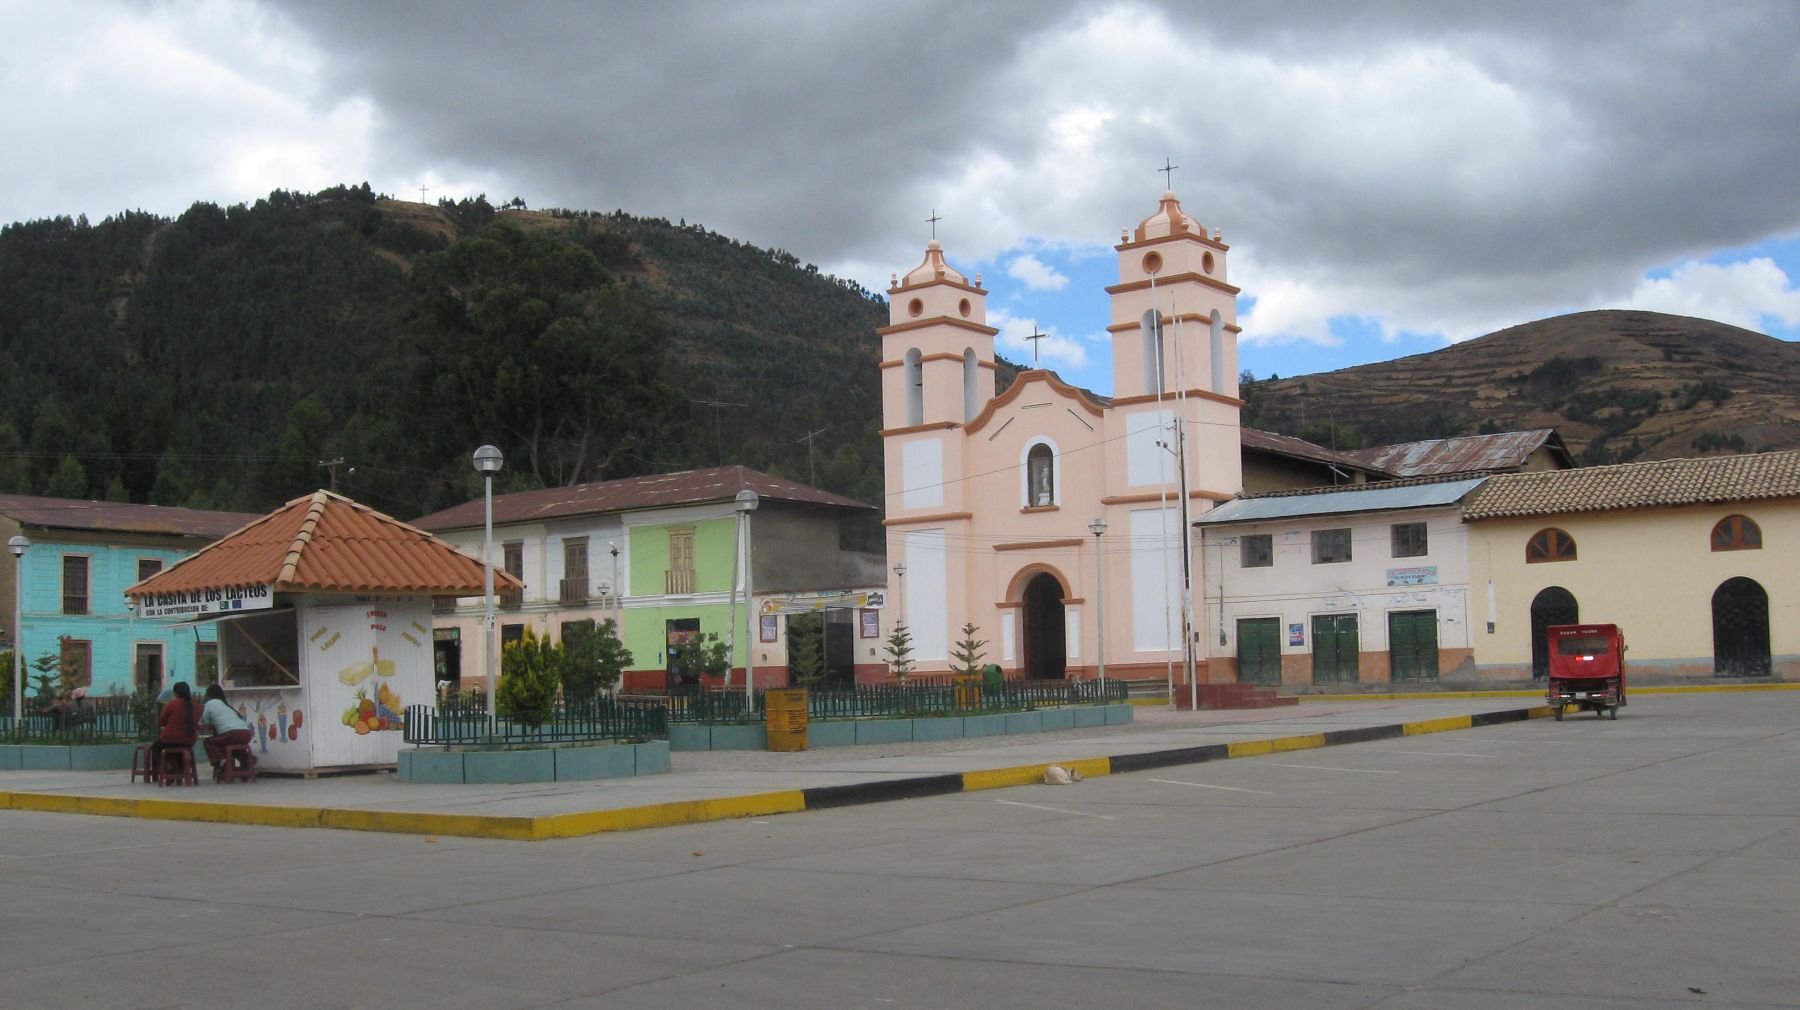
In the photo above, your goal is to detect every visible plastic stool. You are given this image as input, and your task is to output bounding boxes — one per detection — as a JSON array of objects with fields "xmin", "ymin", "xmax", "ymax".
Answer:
[
  {"xmin": 156, "ymin": 747, "xmax": 198, "ymax": 787},
  {"xmin": 219, "ymin": 742, "xmax": 257, "ymax": 784},
  {"xmin": 130, "ymin": 745, "xmax": 157, "ymax": 784}
]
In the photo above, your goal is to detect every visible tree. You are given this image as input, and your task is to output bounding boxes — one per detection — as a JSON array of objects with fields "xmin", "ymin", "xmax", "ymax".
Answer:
[
  {"xmin": 786, "ymin": 614, "xmax": 825, "ymax": 686},
  {"xmin": 561, "ymin": 618, "xmax": 634, "ymax": 699},
  {"xmin": 403, "ymin": 221, "xmax": 686, "ymax": 488},
  {"xmin": 675, "ymin": 631, "xmax": 730, "ymax": 685},
  {"xmin": 497, "ymin": 626, "xmax": 560, "ymax": 726},
  {"xmin": 884, "ymin": 622, "xmax": 915, "ymax": 682},
  {"xmin": 42, "ymin": 454, "xmax": 87, "ymax": 499},
  {"xmin": 949, "ymin": 623, "xmax": 988, "ymax": 678}
]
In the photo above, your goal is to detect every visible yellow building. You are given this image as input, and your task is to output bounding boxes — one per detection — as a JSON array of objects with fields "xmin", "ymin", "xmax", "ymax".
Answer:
[{"xmin": 1465, "ymin": 450, "xmax": 1798, "ymax": 681}]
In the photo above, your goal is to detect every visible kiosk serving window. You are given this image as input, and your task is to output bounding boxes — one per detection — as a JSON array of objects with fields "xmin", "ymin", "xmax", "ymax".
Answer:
[{"xmin": 217, "ymin": 609, "xmax": 301, "ymax": 688}]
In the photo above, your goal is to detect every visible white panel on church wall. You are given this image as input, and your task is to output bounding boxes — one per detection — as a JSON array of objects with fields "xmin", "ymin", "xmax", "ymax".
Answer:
[
  {"xmin": 1065, "ymin": 607, "xmax": 1080, "ymax": 659},
  {"xmin": 901, "ymin": 439, "xmax": 944, "ymax": 509},
  {"xmin": 905, "ymin": 529, "xmax": 948, "ymax": 660},
  {"xmin": 1126, "ymin": 410, "xmax": 1175, "ymax": 487},
  {"xmin": 1130, "ymin": 508, "xmax": 1180, "ymax": 652},
  {"xmin": 1001, "ymin": 610, "xmax": 1016, "ymax": 662}
]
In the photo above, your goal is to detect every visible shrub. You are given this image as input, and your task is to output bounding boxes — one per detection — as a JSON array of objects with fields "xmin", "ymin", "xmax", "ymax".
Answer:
[{"xmin": 497, "ymin": 626, "xmax": 560, "ymax": 726}]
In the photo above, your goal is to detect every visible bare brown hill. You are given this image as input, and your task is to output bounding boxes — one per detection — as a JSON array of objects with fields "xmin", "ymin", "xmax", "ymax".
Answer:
[{"xmin": 1248, "ymin": 310, "xmax": 1800, "ymax": 464}]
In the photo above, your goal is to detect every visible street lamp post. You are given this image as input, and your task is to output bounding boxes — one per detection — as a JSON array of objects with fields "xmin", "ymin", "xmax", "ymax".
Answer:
[
  {"xmin": 892, "ymin": 561, "xmax": 907, "ymax": 625},
  {"xmin": 608, "ymin": 542, "xmax": 621, "ymax": 630},
  {"xmin": 1088, "ymin": 518, "xmax": 1107, "ymax": 693},
  {"xmin": 8, "ymin": 535, "xmax": 27, "ymax": 725},
  {"xmin": 736, "ymin": 490, "xmax": 759, "ymax": 704},
  {"xmin": 472, "ymin": 445, "xmax": 504, "ymax": 728},
  {"xmin": 730, "ymin": 490, "xmax": 758, "ymax": 695}
]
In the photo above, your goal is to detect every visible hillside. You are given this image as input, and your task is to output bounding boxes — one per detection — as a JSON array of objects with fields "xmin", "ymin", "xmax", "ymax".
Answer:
[
  {"xmin": 1246, "ymin": 310, "xmax": 1800, "ymax": 464},
  {"xmin": 0, "ymin": 186, "xmax": 922, "ymax": 522}
]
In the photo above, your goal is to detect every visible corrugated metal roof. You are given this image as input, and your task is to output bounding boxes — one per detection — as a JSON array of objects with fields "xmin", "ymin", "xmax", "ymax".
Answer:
[
  {"xmin": 1463, "ymin": 450, "xmax": 1800, "ymax": 520},
  {"xmin": 1198, "ymin": 476, "xmax": 1490, "ymax": 525},
  {"xmin": 411, "ymin": 465, "xmax": 874, "ymax": 532},
  {"xmin": 1240, "ymin": 428, "xmax": 1394, "ymax": 475},
  {"xmin": 127, "ymin": 491, "xmax": 523, "ymax": 598},
  {"xmin": 0, "ymin": 493, "xmax": 259, "ymax": 538},
  {"xmin": 1347, "ymin": 429, "xmax": 1570, "ymax": 476}
]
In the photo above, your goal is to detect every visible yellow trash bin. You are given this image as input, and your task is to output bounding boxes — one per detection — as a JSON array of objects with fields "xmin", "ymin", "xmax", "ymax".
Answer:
[
  {"xmin": 953, "ymin": 674, "xmax": 983, "ymax": 710},
  {"xmin": 765, "ymin": 688, "xmax": 809, "ymax": 752}
]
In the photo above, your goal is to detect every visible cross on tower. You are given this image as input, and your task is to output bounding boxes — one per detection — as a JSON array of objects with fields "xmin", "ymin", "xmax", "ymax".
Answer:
[
  {"xmin": 926, "ymin": 209, "xmax": 942, "ymax": 240},
  {"xmin": 1159, "ymin": 157, "xmax": 1178, "ymax": 190},
  {"xmin": 1024, "ymin": 327, "xmax": 1048, "ymax": 368}
]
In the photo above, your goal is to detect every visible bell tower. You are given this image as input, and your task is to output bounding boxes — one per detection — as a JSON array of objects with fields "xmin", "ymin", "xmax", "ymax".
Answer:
[
  {"xmin": 878, "ymin": 240, "xmax": 997, "ymax": 430},
  {"xmin": 1106, "ymin": 191, "xmax": 1239, "ymax": 401}
]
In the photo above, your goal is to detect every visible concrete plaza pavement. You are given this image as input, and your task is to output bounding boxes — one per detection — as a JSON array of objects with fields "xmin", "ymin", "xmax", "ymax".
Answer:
[
  {"xmin": 1, "ymin": 692, "xmax": 1797, "ymax": 1008},
  {"xmin": 0, "ymin": 696, "xmax": 1554, "ymax": 830}
]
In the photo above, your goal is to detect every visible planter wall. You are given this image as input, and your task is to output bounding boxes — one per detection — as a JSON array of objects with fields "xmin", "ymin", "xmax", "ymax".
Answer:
[
  {"xmin": 396, "ymin": 740, "xmax": 670, "ymax": 785},
  {"xmin": 668, "ymin": 703, "xmax": 1132, "ymax": 751}
]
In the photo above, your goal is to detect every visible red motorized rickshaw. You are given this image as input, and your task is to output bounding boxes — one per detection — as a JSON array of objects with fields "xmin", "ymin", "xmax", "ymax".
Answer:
[{"xmin": 1546, "ymin": 623, "xmax": 1626, "ymax": 720}]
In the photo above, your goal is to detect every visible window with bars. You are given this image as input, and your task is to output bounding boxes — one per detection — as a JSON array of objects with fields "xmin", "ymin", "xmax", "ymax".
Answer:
[
  {"xmin": 137, "ymin": 558, "xmax": 163, "ymax": 582},
  {"xmin": 561, "ymin": 536, "xmax": 590, "ymax": 603},
  {"xmin": 1391, "ymin": 522, "xmax": 1428, "ymax": 558},
  {"xmin": 62, "ymin": 555, "xmax": 90, "ymax": 615},
  {"xmin": 1240, "ymin": 534, "xmax": 1273, "ymax": 568},
  {"xmin": 1311, "ymin": 528, "xmax": 1352, "ymax": 564}
]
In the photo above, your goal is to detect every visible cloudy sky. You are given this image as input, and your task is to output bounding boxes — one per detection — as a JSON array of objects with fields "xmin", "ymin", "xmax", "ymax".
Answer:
[{"xmin": 6, "ymin": 0, "xmax": 1798, "ymax": 394}]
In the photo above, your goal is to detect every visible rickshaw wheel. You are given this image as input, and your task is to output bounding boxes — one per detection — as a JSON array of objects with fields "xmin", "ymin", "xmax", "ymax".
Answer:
[
  {"xmin": 1608, "ymin": 705, "xmax": 1618, "ymax": 720},
  {"xmin": 1553, "ymin": 704, "xmax": 1564, "ymax": 721}
]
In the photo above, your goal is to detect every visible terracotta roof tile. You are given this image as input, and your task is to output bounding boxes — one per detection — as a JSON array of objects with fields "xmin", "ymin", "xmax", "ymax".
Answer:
[
  {"xmin": 126, "ymin": 491, "xmax": 523, "ymax": 598},
  {"xmin": 0, "ymin": 493, "xmax": 259, "ymax": 538},
  {"xmin": 1462, "ymin": 450, "xmax": 1800, "ymax": 520},
  {"xmin": 411, "ymin": 464, "xmax": 874, "ymax": 532}
]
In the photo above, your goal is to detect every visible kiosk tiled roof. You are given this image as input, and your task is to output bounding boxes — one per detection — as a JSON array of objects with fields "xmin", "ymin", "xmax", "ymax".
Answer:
[
  {"xmin": 1462, "ymin": 450, "xmax": 1800, "ymax": 521},
  {"xmin": 0, "ymin": 493, "xmax": 258, "ymax": 538},
  {"xmin": 1346, "ymin": 428, "xmax": 1572, "ymax": 477},
  {"xmin": 126, "ymin": 490, "xmax": 521, "ymax": 598},
  {"xmin": 410, "ymin": 465, "xmax": 875, "ymax": 532}
]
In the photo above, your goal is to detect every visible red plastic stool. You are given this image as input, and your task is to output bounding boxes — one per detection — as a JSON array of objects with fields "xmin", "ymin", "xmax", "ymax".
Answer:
[
  {"xmin": 130, "ymin": 745, "xmax": 156, "ymax": 784},
  {"xmin": 219, "ymin": 742, "xmax": 257, "ymax": 784},
  {"xmin": 156, "ymin": 748, "xmax": 198, "ymax": 787}
]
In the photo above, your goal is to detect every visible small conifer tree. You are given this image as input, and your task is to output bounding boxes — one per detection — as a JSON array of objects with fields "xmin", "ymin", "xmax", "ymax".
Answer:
[
  {"xmin": 884, "ymin": 622, "xmax": 915, "ymax": 682},
  {"xmin": 949, "ymin": 623, "xmax": 987, "ymax": 677},
  {"xmin": 787, "ymin": 614, "xmax": 826, "ymax": 687}
]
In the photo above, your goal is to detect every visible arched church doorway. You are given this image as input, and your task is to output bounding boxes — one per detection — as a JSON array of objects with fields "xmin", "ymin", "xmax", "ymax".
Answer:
[
  {"xmin": 1712, "ymin": 577, "xmax": 1770, "ymax": 677},
  {"xmin": 1022, "ymin": 573, "xmax": 1066, "ymax": 679},
  {"xmin": 1529, "ymin": 586, "xmax": 1579, "ymax": 679}
]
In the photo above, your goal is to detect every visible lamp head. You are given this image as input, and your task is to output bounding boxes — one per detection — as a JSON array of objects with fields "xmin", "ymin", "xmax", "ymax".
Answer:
[
  {"xmin": 734, "ymin": 489, "xmax": 760, "ymax": 513},
  {"xmin": 1088, "ymin": 518, "xmax": 1107, "ymax": 536},
  {"xmin": 7, "ymin": 535, "xmax": 27, "ymax": 557},
  {"xmin": 893, "ymin": 562, "xmax": 907, "ymax": 577},
  {"xmin": 472, "ymin": 444, "xmax": 504, "ymax": 474}
]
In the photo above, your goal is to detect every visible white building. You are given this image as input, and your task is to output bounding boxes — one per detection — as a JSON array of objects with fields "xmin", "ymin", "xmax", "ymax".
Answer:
[{"xmin": 1197, "ymin": 477, "xmax": 1488, "ymax": 687}]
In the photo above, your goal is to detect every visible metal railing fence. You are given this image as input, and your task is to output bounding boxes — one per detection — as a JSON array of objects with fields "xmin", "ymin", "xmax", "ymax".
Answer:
[{"xmin": 402, "ymin": 696, "xmax": 668, "ymax": 747}]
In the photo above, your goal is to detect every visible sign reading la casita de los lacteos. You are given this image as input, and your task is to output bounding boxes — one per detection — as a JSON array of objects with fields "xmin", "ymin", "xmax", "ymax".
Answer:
[{"xmin": 136, "ymin": 583, "xmax": 277, "ymax": 619}]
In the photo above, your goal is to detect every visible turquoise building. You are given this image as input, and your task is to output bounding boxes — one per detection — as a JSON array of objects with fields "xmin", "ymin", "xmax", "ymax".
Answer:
[{"xmin": 0, "ymin": 494, "xmax": 260, "ymax": 697}]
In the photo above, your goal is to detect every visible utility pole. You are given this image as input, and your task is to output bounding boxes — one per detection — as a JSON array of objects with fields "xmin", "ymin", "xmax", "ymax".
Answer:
[
  {"xmin": 689, "ymin": 399, "xmax": 746, "ymax": 466},
  {"xmin": 318, "ymin": 458, "xmax": 346, "ymax": 492},
  {"xmin": 795, "ymin": 427, "xmax": 828, "ymax": 486}
]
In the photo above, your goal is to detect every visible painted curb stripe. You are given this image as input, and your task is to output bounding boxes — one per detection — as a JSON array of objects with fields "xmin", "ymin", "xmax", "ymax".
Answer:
[
  {"xmin": 1304, "ymin": 683, "xmax": 1799, "ymax": 703},
  {"xmin": 801, "ymin": 774, "xmax": 964, "ymax": 810},
  {"xmin": 1, "ymin": 705, "xmax": 1557, "ymax": 841}
]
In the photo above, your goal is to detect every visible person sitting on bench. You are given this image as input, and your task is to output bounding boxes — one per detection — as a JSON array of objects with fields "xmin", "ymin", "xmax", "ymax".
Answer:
[{"xmin": 198, "ymin": 683, "xmax": 253, "ymax": 781}]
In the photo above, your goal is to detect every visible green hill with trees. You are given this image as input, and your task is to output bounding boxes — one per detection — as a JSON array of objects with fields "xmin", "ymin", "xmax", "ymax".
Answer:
[{"xmin": 0, "ymin": 184, "xmax": 911, "ymax": 521}]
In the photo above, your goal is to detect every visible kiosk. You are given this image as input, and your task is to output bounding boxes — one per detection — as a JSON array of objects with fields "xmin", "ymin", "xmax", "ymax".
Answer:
[{"xmin": 126, "ymin": 491, "xmax": 521, "ymax": 774}]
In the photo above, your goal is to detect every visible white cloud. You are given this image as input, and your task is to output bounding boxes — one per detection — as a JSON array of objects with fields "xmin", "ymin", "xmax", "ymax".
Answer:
[
  {"xmin": 1007, "ymin": 254, "xmax": 1070, "ymax": 291},
  {"xmin": 1624, "ymin": 258, "xmax": 1800, "ymax": 333},
  {"xmin": 990, "ymin": 309, "xmax": 1089, "ymax": 371}
]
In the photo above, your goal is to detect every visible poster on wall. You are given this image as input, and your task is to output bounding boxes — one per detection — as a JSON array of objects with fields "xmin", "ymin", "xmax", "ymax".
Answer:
[
  {"xmin": 859, "ymin": 608, "xmax": 879, "ymax": 639},
  {"xmin": 1288, "ymin": 623, "xmax": 1305, "ymax": 646},
  {"xmin": 759, "ymin": 589, "xmax": 884, "ymax": 617},
  {"xmin": 1386, "ymin": 566, "xmax": 1438, "ymax": 587},
  {"xmin": 760, "ymin": 615, "xmax": 779, "ymax": 642}
]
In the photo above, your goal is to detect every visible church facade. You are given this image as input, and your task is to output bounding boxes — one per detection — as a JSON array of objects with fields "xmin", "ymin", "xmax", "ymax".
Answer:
[{"xmin": 879, "ymin": 192, "xmax": 1242, "ymax": 682}]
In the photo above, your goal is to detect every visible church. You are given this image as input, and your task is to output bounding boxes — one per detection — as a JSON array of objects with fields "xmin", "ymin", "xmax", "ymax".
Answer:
[{"xmin": 878, "ymin": 190, "xmax": 1251, "ymax": 685}]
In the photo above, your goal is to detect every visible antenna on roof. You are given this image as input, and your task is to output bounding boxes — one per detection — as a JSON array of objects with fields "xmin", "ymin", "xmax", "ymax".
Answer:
[
  {"xmin": 690, "ymin": 399, "xmax": 747, "ymax": 466},
  {"xmin": 796, "ymin": 427, "xmax": 829, "ymax": 486}
]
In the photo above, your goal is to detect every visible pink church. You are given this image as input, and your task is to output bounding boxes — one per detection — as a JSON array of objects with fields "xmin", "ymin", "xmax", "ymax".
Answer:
[{"xmin": 880, "ymin": 191, "xmax": 1243, "ymax": 686}]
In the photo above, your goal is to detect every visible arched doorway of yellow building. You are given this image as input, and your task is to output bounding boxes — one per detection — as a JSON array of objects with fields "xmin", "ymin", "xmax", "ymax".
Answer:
[
  {"xmin": 1712, "ymin": 577, "xmax": 1770, "ymax": 677},
  {"xmin": 1529, "ymin": 586, "xmax": 1579, "ymax": 679}
]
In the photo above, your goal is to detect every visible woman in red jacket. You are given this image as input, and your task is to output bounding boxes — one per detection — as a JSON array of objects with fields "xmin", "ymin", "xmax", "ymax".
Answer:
[{"xmin": 148, "ymin": 681, "xmax": 198, "ymax": 777}]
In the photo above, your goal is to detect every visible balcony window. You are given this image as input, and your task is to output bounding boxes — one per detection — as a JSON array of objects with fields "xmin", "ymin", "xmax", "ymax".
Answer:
[
  {"xmin": 62, "ymin": 555, "xmax": 90, "ymax": 615},
  {"xmin": 500, "ymin": 541, "xmax": 524, "ymax": 608}
]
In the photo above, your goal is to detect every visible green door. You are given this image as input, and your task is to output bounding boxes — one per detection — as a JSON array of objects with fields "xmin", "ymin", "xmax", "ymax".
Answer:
[
  {"xmin": 1388, "ymin": 610, "xmax": 1439, "ymax": 681},
  {"xmin": 1311, "ymin": 614, "xmax": 1360, "ymax": 684},
  {"xmin": 1237, "ymin": 618, "xmax": 1282, "ymax": 684}
]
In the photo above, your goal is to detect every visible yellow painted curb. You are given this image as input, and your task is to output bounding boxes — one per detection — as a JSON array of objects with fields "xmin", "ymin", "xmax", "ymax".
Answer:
[
  {"xmin": 962, "ymin": 756, "xmax": 1112, "ymax": 791},
  {"xmin": 1305, "ymin": 683, "xmax": 1798, "ymax": 702},
  {"xmin": 1404, "ymin": 715, "xmax": 1475, "ymax": 736},
  {"xmin": 542, "ymin": 791, "xmax": 807, "ymax": 839}
]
